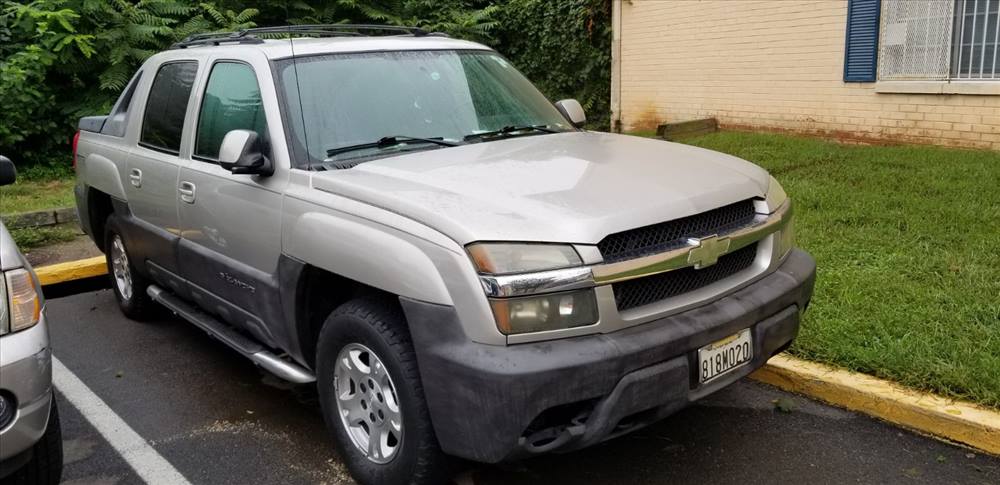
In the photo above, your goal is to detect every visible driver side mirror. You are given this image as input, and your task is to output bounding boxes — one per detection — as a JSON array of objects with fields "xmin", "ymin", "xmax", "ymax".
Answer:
[
  {"xmin": 218, "ymin": 130, "xmax": 273, "ymax": 176},
  {"xmin": 555, "ymin": 99, "xmax": 587, "ymax": 128},
  {"xmin": 0, "ymin": 156, "xmax": 16, "ymax": 186}
]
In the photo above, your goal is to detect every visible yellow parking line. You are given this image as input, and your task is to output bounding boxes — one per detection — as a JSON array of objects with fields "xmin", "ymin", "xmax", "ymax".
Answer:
[
  {"xmin": 35, "ymin": 256, "xmax": 107, "ymax": 286},
  {"xmin": 752, "ymin": 354, "xmax": 1000, "ymax": 456}
]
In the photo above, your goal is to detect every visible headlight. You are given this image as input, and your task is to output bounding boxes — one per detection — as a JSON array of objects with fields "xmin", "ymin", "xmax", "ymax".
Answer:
[
  {"xmin": 467, "ymin": 243, "xmax": 582, "ymax": 274},
  {"xmin": 489, "ymin": 290, "xmax": 598, "ymax": 335},
  {"xmin": 0, "ymin": 275, "xmax": 7, "ymax": 335},
  {"xmin": 765, "ymin": 175, "xmax": 794, "ymax": 259},
  {"xmin": 468, "ymin": 243, "xmax": 598, "ymax": 335},
  {"xmin": 765, "ymin": 175, "xmax": 788, "ymax": 211},
  {"xmin": 4, "ymin": 268, "xmax": 41, "ymax": 333}
]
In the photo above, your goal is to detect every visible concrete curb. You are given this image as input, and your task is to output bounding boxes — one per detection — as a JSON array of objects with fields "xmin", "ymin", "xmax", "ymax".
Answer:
[
  {"xmin": 2, "ymin": 207, "xmax": 78, "ymax": 229},
  {"xmin": 35, "ymin": 256, "xmax": 107, "ymax": 286},
  {"xmin": 32, "ymin": 257, "xmax": 1000, "ymax": 456},
  {"xmin": 751, "ymin": 354, "xmax": 1000, "ymax": 455}
]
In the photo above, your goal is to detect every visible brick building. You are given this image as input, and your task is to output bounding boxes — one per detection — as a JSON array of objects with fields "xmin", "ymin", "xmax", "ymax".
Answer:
[{"xmin": 610, "ymin": 0, "xmax": 1000, "ymax": 150}]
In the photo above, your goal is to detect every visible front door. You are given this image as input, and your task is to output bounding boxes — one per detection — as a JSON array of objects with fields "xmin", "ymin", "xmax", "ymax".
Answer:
[
  {"xmin": 125, "ymin": 60, "xmax": 199, "ymax": 277},
  {"xmin": 177, "ymin": 60, "xmax": 283, "ymax": 345}
]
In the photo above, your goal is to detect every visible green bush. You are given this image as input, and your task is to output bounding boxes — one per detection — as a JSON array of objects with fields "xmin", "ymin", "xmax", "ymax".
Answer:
[
  {"xmin": 1, "ymin": 0, "xmax": 611, "ymax": 169},
  {"xmin": 494, "ymin": 0, "xmax": 611, "ymax": 129},
  {"xmin": 1, "ymin": 0, "xmax": 259, "ymax": 169}
]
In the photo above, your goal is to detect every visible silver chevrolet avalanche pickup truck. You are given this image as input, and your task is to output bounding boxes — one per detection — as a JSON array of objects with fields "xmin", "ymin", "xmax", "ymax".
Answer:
[{"xmin": 73, "ymin": 25, "xmax": 815, "ymax": 485}]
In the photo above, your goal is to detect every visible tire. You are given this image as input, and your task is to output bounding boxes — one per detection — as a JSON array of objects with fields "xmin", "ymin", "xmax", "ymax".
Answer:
[
  {"xmin": 316, "ymin": 297, "xmax": 453, "ymax": 485},
  {"xmin": 104, "ymin": 215, "xmax": 156, "ymax": 320},
  {"xmin": 3, "ymin": 398, "xmax": 63, "ymax": 485}
]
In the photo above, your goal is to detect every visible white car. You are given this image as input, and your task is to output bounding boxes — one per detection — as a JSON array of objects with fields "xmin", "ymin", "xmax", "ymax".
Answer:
[{"xmin": 0, "ymin": 155, "xmax": 63, "ymax": 485}]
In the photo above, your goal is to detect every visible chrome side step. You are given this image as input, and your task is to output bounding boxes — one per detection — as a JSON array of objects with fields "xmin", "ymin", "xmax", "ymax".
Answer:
[{"xmin": 146, "ymin": 285, "xmax": 316, "ymax": 384}]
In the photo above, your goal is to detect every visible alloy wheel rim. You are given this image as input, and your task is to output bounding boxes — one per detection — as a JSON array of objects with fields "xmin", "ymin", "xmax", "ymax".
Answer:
[
  {"xmin": 333, "ymin": 343, "xmax": 403, "ymax": 464},
  {"xmin": 110, "ymin": 235, "xmax": 133, "ymax": 301}
]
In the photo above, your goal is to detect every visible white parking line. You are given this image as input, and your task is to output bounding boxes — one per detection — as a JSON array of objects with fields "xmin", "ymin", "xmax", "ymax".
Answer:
[{"xmin": 52, "ymin": 356, "xmax": 192, "ymax": 485}]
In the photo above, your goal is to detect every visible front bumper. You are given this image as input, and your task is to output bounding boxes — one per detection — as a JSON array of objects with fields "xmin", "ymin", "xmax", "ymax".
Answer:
[
  {"xmin": 402, "ymin": 249, "xmax": 816, "ymax": 463},
  {"xmin": 0, "ymin": 316, "xmax": 54, "ymax": 463}
]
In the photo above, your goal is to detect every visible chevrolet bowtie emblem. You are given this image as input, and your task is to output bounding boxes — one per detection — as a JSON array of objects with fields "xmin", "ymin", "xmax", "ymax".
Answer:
[{"xmin": 686, "ymin": 235, "xmax": 731, "ymax": 269}]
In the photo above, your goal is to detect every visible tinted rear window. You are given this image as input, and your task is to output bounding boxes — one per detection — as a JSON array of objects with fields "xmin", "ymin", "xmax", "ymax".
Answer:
[{"xmin": 140, "ymin": 61, "xmax": 198, "ymax": 153}]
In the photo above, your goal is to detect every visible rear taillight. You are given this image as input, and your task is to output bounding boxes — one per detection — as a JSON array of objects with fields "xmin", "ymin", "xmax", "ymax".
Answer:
[{"xmin": 72, "ymin": 131, "xmax": 81, "ymax": 170}]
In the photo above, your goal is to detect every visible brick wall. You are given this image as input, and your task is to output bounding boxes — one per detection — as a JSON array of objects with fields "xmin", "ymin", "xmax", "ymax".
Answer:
[{"xmin": 616, "ymin": 0, "xmax": 1000, "ymax": 150}]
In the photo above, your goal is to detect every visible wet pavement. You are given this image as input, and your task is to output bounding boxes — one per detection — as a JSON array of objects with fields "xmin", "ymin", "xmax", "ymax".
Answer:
[{"xmin": 45, "ymin": 289, "xmax": 1000, "ymax": 484}]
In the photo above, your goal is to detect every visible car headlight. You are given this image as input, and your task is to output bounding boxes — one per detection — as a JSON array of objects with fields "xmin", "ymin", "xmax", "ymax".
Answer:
[
  {"xmin": 765, "ymin": 175, "xmax": 788, "ymax": 210},
  {"xmin": 3, "ymin": 268, "xmax": 41, "ymax": 334},
  {"xmin": 0, "ymin": 275, "xmax": 6, "ymax": 335},
  {"xmin": 467, "ymin": 243, "xmax": 582, "ymax": 274},
  {"xmin": 468, "ymin": 243, "xmax": 599, "ymax": 335},
  {"xmin": 766, "ymin": 175, "xmax": 795, "ymax": 259},
  {"xmin": 489, "ymin": 290, "xmax": 599, "ymax": 335}
]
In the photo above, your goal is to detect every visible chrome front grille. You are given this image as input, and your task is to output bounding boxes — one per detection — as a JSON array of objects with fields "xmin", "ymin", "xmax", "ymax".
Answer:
[
  {"xmin": 611, "ymin": 243, "xmax": 758, "ymax": 312},
  {"xmin": 597, "ymin": 200, "xmax": 757, "ymax": 263},
  {"xmin": 482, "ymin": 200, "xmax": 791, "ymax": 342}
]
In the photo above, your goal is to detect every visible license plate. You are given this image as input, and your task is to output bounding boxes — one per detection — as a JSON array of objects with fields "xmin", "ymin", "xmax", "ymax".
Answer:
[{"xmin": 698, "ymin": 329, "xmax": 753, "ymax": 383}]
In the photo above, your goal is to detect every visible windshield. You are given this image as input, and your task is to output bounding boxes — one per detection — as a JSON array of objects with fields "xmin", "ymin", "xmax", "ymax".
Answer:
[{"xmin": 275, "ymin": 49, "xmax": 573, "ymax": 168}]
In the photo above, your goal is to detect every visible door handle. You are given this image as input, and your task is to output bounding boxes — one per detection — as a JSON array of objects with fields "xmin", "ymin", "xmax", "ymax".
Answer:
[
  {"xmin": 178, "ymin": 181, "xmax": 196, "ymax": 204},
  {"xmin": 129, "ymin": 168, "xmax": 142, "ymax": 188}
]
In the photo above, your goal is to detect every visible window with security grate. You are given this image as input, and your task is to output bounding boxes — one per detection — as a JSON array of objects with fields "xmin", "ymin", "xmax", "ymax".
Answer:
[
  {"xmin": 877, "ymin": 0, "xmax": 1000, "ymax": 81},
  {"xmin": 878, "ymin": 0, "xmax": 955, "ymax": 80},
  {"xmin": 953, "ymin": 0, "xmax": 1000, "ymax": 78}
]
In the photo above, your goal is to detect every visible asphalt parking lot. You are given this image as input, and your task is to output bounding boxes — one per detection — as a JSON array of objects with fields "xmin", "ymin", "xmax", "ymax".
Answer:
[{"xmin": 46, "ymin": 289, "xmax": 1000, "ymax": 485}]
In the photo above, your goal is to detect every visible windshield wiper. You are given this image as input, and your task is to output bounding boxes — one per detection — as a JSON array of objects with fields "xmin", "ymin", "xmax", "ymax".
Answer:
[
  {"xmin": 463, "ymin": 124, "xmax": 557, "ymax": 142},
  {"xmin": 326, "ymin": 136, "xmax": 461, "ymax": 157}
]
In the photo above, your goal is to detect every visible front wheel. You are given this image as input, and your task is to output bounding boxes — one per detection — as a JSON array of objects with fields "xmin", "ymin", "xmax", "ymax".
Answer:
[{"xmin": 316, "ymin": 297, "xmax": 453, "ymax": 485}]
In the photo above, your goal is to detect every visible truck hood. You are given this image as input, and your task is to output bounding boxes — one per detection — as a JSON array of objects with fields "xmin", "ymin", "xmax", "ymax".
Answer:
[{"xmin": 310, "ymin": 132, "xmax": 770, "ymax": 246}]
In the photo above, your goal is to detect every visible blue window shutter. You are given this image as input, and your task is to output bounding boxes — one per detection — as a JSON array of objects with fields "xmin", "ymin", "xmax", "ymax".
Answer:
[{"xmin": 844, "ymin": 0, "xmax": 881, "ymax": 82}]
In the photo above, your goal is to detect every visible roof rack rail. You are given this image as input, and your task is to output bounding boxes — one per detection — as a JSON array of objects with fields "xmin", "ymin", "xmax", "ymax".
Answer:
[{"xmin": 170, "ymin": 24, "xmax": 444, "ymax": 49}]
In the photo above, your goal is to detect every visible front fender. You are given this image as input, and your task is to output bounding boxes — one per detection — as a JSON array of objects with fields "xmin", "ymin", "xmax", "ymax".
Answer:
[{"xmin": 284, "ymin": 211, "xmax": 453, "ymax": 306}]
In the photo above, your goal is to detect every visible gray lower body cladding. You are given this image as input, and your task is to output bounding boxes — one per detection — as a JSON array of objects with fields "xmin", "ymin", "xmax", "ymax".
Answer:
[{"xmin": 401, "ymin": 249, "xmax": 816, "ymax": 464}]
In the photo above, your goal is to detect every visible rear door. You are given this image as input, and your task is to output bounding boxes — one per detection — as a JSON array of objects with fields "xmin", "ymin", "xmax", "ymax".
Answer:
[
  {"xmin": 177, "ymin": 58, "xmax": 285, "ymax": 345},
  {"xmin": 125, "ymin": 60, "xmax": 199, "ymax": 280}
]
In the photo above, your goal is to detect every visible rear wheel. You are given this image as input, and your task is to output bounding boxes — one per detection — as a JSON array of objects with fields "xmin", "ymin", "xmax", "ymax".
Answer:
[
  {"xmin": 4, "ymin": 398, "xmax": 63, "ymax": 485},
  {"xmin": 316, "ymin": 297, "xmax": 452, "ymax": 485},
  {"xmin": 104, "ymin": 215, "xmax": 156, "ymax": 320}
]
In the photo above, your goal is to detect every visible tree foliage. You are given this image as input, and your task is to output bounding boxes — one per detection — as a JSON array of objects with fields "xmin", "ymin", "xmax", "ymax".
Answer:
[
  {"xmin": 494, "ymin": 0, "xmax": 611, "ymax": 129},
  {"xmin": 1, "ymin": 0, "xmax": 611, "ymax": 170}
]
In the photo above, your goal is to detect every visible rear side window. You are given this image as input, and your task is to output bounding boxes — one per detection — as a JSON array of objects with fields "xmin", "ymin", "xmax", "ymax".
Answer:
[
  {"xmin": 101, "ymin": 70, "xmax": 143, "ymax": 137},
  {"xmin": 195, "ymin": 62, "xmax": 266, "ymax": 160},
  {"xmin": 140, "ymin": 61, "xmax": 198, "ymax": 154}
]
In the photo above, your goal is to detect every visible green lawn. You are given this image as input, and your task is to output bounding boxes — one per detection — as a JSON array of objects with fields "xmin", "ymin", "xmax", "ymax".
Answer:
[
  {"xmin": 8, "ymin": 225, "xmax": 79, "ymax": 250},
  {"xmin": 0, "ymin": 177, "xmax": 76, "ymax": 215},
  {"xmin": 671, "ymin": 131, "xmax": 1000, "ymax": 408},
  {"xmin": 1, "ymin": 174, "xmax": 78, "ymax": 249}
]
